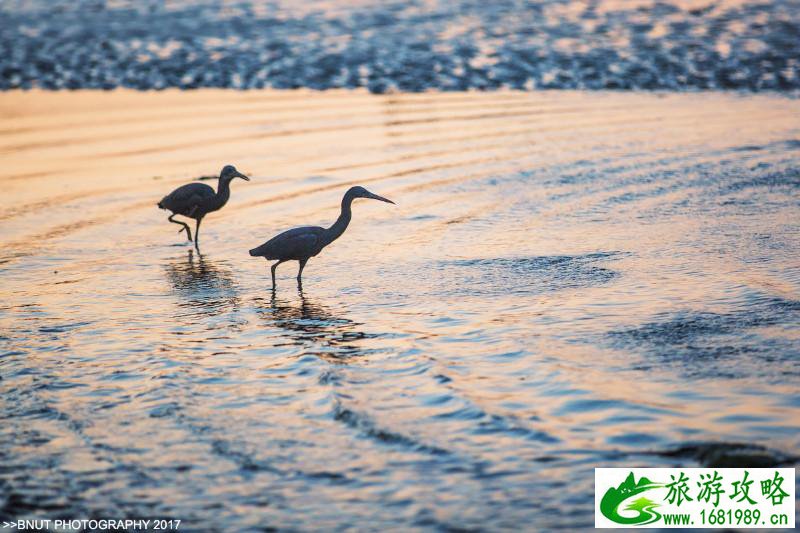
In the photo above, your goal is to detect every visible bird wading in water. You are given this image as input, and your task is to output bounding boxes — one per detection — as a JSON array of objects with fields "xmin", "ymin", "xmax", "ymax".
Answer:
[
  {"xmin": 158, "ymin": 165, "xmax": 250, "ymax": 249},
  {"xmin": 249, "ymin": 186, "xmax": 395, "ymax": 288}
]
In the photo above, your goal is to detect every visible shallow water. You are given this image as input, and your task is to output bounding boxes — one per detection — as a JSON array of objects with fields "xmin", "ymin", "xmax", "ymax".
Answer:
[{"xmin": 1, "ymin": 90, "xmax": 799, "ymax": 529}]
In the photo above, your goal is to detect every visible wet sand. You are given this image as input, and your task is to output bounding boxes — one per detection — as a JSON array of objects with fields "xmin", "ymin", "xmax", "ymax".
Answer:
[{"xmin": 1, "ymin": 89, "xmax": 799, "ymax": 528}]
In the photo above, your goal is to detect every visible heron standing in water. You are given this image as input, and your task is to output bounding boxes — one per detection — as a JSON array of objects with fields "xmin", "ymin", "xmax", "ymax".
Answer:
[
  {"xmin": 158, "ymin": 165, "xmax": 250, "ymax": 249},
  {"xmin": 249, "ymin": 186, "xmax": 395, "ymax": 288}
]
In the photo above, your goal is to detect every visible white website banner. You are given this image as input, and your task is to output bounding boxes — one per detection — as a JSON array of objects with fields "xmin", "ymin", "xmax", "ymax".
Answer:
[{"xmin": 595, "ymin": 468, "xmax": 795, "ymax": 528}]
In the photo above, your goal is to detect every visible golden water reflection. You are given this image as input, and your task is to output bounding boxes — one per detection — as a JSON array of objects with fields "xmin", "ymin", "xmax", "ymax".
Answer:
[{"xmin": 1, "ymin": 89, "xmax": 798, "ymax": 527}]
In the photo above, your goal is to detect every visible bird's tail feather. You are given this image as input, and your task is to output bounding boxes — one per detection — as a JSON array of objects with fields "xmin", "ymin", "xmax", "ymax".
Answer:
[{"xmin": 249, "ymin": 243, "xmax": 274, "ymax": 257}]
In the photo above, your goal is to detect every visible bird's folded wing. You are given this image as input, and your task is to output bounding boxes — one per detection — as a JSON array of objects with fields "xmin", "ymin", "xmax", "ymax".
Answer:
[
  {"xmin": 167, "ymin": 183, "xmax": 214, "ymax": 204},
  {"xmin": 279, "ymin": 233, "xmax": 319, "ymax": 257}
]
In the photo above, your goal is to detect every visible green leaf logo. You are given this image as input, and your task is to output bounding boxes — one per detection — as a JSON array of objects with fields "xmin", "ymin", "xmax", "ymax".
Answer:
[{"xmin": 600, "ymin": 472, "xmax": 664, "ymax": 525}]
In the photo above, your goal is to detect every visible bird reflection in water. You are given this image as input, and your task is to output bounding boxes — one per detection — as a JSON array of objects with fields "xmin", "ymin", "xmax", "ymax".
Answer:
[
  {"xmin": 255, "ymin": 287, "xmax": 373, "ymax": 363},
  {"xmin": 164, "ymin": 250, "xmax": 239, "ymax": 317}
]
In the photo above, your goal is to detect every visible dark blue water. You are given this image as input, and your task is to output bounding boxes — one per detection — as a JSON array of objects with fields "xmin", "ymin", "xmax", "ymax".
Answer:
[{"xmin": 2, "ymin": 0, "xmax": 800, "ymax": 91}]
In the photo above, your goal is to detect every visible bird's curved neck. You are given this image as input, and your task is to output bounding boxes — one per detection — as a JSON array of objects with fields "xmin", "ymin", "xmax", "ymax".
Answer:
[
  {"xmin": 213, "ymin": 178, "xmax": 232, "ymax": 208},
  {"xmin": 324, "ymin": 192, "xmax": 355, "ymax": 245}
]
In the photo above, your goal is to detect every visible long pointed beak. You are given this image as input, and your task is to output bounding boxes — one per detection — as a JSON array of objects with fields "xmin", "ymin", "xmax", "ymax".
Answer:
[
  {"xmin": 236, "ymin": 172, "xmax": 250, "ymax": 181},
  {"xmin": 366, "ymin": 192, "xmax": 395, "ymax": 204}
]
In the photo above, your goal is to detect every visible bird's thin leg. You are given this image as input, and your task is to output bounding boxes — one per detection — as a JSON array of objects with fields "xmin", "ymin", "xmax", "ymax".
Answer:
[
  {"xmin": 194, "ymin": 217, "xmax": 202, "ymax": 250},
  {"xmin": 297, "ymin": 259, "xmax": 308, "ymax": 283},
  {"xmin": 168, "ymin": 214, "xmax": 192, "ymax": 242},
  {"xmin": 270, "ymin": 260, "xmax": 284, "ymax": 289}
]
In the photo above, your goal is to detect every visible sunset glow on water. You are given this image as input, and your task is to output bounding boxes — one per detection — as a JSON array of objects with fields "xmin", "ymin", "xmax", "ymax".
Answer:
[{"xmin": 1, "ymin": 89, "xmax": 799, "ymax": 528}]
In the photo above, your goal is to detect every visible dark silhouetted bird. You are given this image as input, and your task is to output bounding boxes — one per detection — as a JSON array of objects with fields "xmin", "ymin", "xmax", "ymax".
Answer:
[
  {"xmin": 158, "ymin": 165, "xmax": 250, "ymax": 249},
  {"xmin": 249, "ymin": 186, "xmax": 395, "ymax": 288}
]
